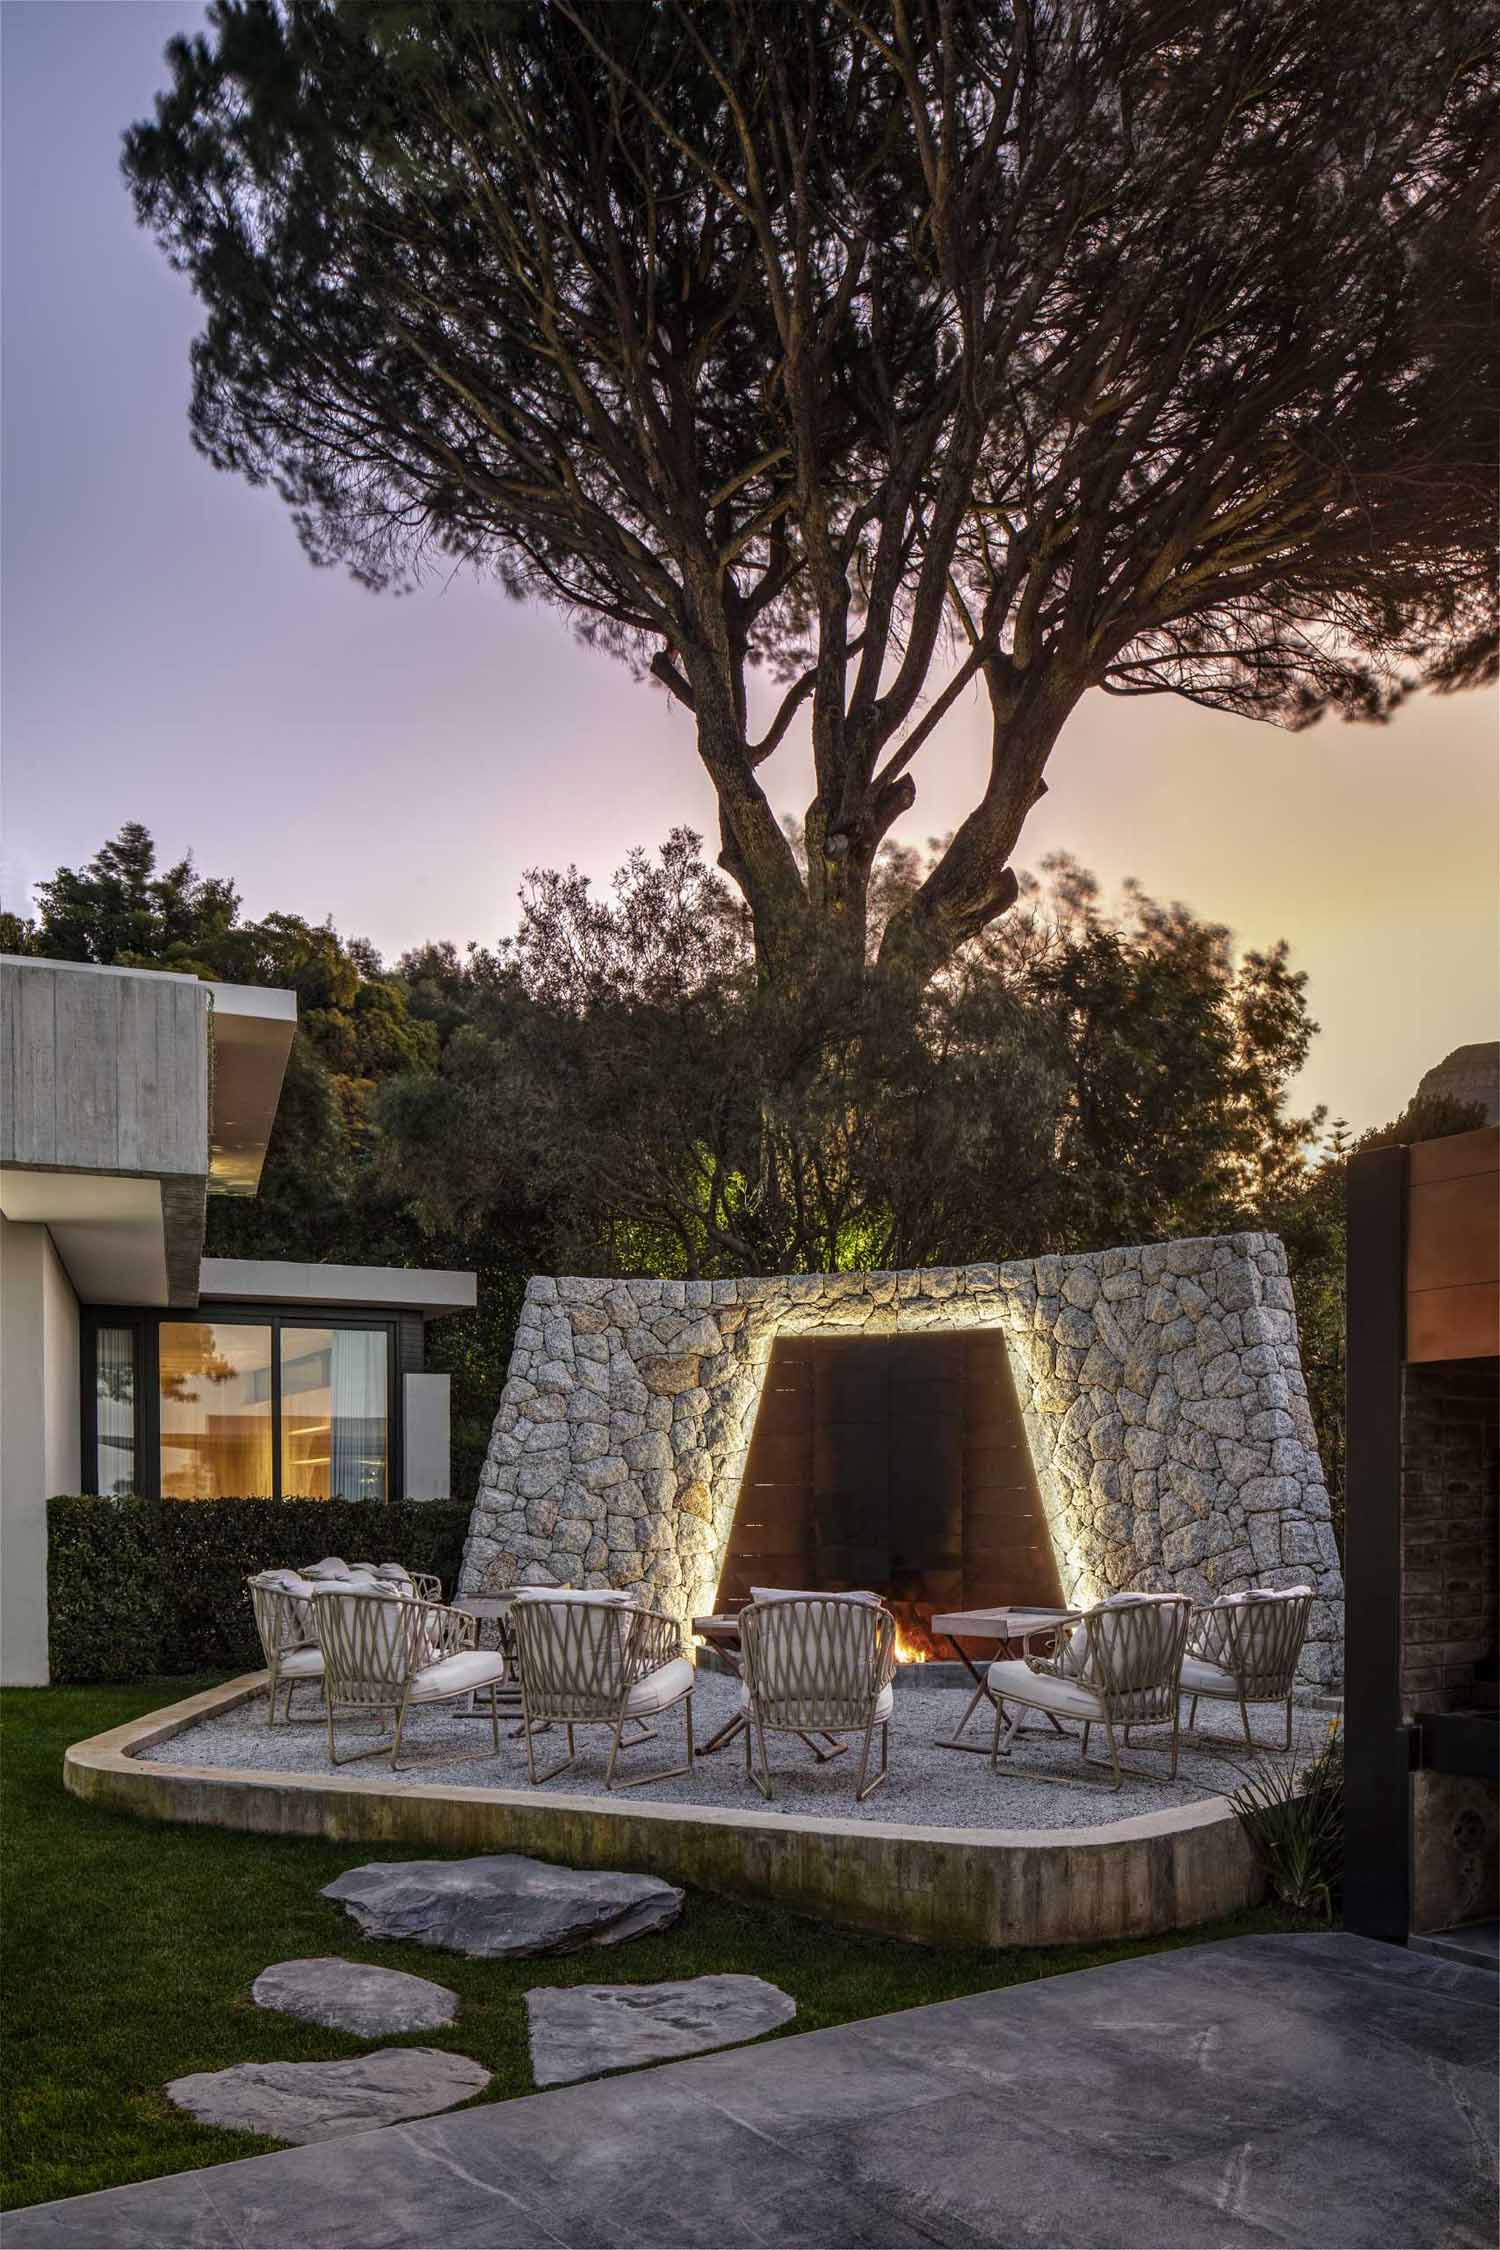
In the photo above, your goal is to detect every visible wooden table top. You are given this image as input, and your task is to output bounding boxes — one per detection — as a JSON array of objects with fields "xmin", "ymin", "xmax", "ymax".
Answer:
[
  {"xmin": 928, "ymin": 1605, "xmax": 1077, "ymax": 1641},
  {"xmin": 691, "ymin": 1613, "xmax": 742, "ymax": 1639}
]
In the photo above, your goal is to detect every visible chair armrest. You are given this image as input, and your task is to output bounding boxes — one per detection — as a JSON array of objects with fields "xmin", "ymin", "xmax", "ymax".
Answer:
[
  {"xmin": 625, "ymin": 1609, "xmax": 685, "ymax": 1682},
  {"xmin": 1021, "ymin": 1612, "xmax": 1081, "ymax": 1673},
  {"xmin": 415, "ymin": 1601, "xmax": 478, "ymax": 1662}
]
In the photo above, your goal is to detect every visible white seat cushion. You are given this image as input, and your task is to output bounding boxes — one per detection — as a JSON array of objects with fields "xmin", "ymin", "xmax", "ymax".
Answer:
[
  {"xmin": 407, "ymin": 1649, "xmax": 508, "ymax": 1702},
  {"xmin": 623, "ymin": 1657, "xmax": 695, "ymax": 1717},
  {"xmin": 255, "ymin": 1569, "xmax": 319, "ymax": 1603},
  {"xmin": 750, "ymin": 1586, "xmax": 880, "ymax": 1606},
  {"xmin": 738, "ymin": 1679, "xmax": 895, "ymax": 1725},
  {"xmin": 1064, "ymin": 1591, "xmax": 1183, "ymax": 1674},
  {"xmin": 987, "ymin": 1656, "xmax": 1105, "ymax": 1723},
  {"xmin": 511, "ymin": 1587, "xmax": 635, "ymax": 1607},
  {"xmin": 1182, "ymin": 1654, "xmax": 1251, "ymax": 1697},
  {"xmin": 278, "ymin": 1644, "xmax": 324, "ymax": 1679}
]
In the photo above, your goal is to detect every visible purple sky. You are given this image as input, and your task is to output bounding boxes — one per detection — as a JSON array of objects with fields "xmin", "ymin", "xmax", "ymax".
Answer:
[{"xmin": 3, "ymin": 1, "xmax": 1496, "ymax": 1134}]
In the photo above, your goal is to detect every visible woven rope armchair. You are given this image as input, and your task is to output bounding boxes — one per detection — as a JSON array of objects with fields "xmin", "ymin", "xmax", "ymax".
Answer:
[
  {"xmin": 314, "ymin": 1589, "xmax": 506, "ymax": 1770},
  {"xmin": 1183, "ymin": 1587, "xmax": 1313, "ymax": 1749},
  {"xmin": 987, "ymin": 1594, "xmax": 1193, "ymax": 1790},
  {"xmin": 738, "ymin": 1595, "xmax": 897, "ymax": 1803},
  {"xmin": 247, "ymin": 1573, "xmax": 324, "ymax": 1725},
  {"xmin": 509, "ymin": 1593, "xmax": 695, "ymax": 1790}
]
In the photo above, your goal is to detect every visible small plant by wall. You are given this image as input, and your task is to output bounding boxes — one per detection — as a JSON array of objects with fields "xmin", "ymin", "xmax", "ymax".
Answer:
[{"xmin": 45, "ymin": 1495, "xmax": 471, "ymax": 1683}]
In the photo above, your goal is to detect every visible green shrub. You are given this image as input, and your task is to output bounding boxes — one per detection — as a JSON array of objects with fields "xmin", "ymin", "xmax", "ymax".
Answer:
[
  {"xmin": 45, "ymin": 1496, "xmax": 472, "ymax": 1684},
  {"xmin": 1229, "ymin": 1725, "xmax": 1344, "ymax": 1919}
]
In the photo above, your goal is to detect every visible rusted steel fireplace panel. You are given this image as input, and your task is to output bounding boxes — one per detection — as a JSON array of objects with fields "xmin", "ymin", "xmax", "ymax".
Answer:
[{"xmin": 717, "ymin": 1332, "xmax": 1065, "ymax": 1632}]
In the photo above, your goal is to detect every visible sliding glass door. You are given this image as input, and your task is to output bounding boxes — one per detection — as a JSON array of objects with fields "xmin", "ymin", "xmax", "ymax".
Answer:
[
  {"xmin": 280, "ymin": 1325, "xmax": 388, "ymax": 1501},
  {"xmin": 83, "ymin": 1308, "xmax": 396, "ymax": 1501},
  {"xmin": 158, "ymin": 1322, "xmax": 275, "ymax": 1498}
]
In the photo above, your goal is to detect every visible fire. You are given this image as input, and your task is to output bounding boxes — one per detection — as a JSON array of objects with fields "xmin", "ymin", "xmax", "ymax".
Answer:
[{"xmin": 892, "ymin": 1621, "xmax": 933, "ymax": 1664}]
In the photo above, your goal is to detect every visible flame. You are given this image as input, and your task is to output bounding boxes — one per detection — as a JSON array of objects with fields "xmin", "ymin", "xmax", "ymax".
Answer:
[{"xmin": 892, "ymin": 1623, "xmax": 931, "ymax": 1664}]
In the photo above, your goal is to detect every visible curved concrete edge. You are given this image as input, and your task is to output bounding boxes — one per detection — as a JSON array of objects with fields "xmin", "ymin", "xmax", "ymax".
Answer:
[{"xmin": 64, "ymin": 1674, "xmax": 1265, "ymax": 1948}]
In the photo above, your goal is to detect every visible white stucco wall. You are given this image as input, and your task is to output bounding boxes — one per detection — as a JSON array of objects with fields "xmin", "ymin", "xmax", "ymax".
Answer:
[
  {"xmin": 1, "ymin": 1215, "xmax": 80, "ymax": 1684},
  {"xmin": 402, "ymin": 1372, "xmax": 452, "ymax": 1500}
]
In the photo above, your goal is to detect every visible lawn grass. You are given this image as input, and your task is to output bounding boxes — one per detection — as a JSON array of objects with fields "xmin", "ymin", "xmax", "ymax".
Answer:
[{"xmin": 3, "ymin": 1678, "xmax": 1317, "ymax": 2212}]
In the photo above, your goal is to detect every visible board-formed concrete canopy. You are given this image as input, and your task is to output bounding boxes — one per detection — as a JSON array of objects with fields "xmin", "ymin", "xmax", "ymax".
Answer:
[
  {"xmin": 461, "ymin": 1235, "xmax": 1345, "ymax": 1685},
  {"xmin": 0, "ymin": 955, "xmax": 295, "ymax": 1304}
]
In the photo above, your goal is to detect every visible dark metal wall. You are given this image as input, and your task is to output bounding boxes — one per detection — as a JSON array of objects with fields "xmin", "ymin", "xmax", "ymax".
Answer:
[{"xmin": 716, "ymin": 1332, "xmax": 1064, "ymax": 1617}]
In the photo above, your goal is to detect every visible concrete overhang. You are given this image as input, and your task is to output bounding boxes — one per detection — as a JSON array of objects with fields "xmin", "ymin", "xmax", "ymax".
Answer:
[
  {"xmin": 1, "ymin": 956, "xmax": 297, "ymax": 1305},
  {"xmin": 204, "ymin": 982, "xmax": 297, "ymax": 1197},
  {"xmin": 199, "ymin": 1258, "xmax": 478, "ymax": 1317}
]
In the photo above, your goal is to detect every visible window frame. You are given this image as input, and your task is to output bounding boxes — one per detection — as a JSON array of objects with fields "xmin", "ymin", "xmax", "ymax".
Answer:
[{"xmin": 80, "ymin": 1302, "xmax": 403, "ymax": 1502}]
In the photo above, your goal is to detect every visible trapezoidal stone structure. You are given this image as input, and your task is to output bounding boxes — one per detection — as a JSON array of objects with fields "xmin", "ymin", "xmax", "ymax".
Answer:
[{"xmin": 460, "ymin": 1235, "xmax": 1344, "ymax": 1685}]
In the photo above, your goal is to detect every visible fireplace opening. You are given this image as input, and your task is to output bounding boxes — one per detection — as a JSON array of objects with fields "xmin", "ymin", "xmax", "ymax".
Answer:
[{"xmin": 716, "ymin": 1332, "xmax": 1064, "ymax": 1655}]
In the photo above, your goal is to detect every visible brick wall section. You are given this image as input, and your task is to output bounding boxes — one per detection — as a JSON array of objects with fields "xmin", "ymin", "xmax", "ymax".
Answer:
[{"xmin": 1400, "ymin": 1359, "xmax": 1499, "ymax": 1718}]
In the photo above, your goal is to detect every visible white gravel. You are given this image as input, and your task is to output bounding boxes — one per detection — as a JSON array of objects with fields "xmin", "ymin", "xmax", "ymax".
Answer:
[{"xmin": 143, "ymin": 1671, "xmax": 1331, "ymax": 1832}]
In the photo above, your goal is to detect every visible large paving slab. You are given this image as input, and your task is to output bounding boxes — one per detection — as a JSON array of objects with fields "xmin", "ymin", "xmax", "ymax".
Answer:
[
  {"xmin": 12, "ymin": 1935, "xmax": 1497, "ymax": 2247},
  {"xmin": 322, "ymin": 1853, "xmax": 684, "ymax": 1958},
  {"xmin": 526, "ymin": 1972, "xmax": 796, "ymax": 2086},
  {"xmin": 163, "ymin": 2048, "xmax": 490, "ymax": 2146}
]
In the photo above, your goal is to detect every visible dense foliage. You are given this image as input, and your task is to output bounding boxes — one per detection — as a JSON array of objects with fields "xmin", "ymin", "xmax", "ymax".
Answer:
[
  {"xmin": 45, "ymin": 1495, "xmax": 471, "ymax": 1682},
  {"xmin": 14, "ymin": 822, "xmax": 1483, "ymax": 1536},
  {"xmin": 125, "ymin": 0, "xmax": 1497, "ymax": 987},
  {"xmin": 378, "ymin": 829, "xmax": 1322, "ymax": 1278}
]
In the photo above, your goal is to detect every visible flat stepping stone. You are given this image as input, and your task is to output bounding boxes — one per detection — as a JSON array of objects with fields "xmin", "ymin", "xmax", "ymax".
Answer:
[
  {"xmin": 164, "ymin": 2048, "xmax": 490, "ymax": 2145},
  {"xmin": 526, "ymin": 1973, "xmax": 796, "ymax": 2086},
  {"xmin": 252, "ymin": 1957, "xmax": 458, "ymax": 2037},
  {"xmin": 321, "ymin": 1854, "xmax": 683, "ymax": 1960}
]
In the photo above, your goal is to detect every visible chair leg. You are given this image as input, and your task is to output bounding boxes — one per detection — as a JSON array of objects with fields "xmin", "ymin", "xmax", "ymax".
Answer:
[
  {"xmin": 750, "ymin": 1706, "xmax": 775, "ymax": 1800},
  {"xmin": 605, "ymin": 1705, "xmax": 629, "ymax": 1790},
  {"xmin": 856, "ymin": 1718, "xmax": 889, "ymax": 1803},
  {"xmin": 523, "ymin": 1707, "xmax": 580, "ymax": 1786},
  {"xmin": 1284, "ymin": 1695, "xmax": 1294, "ymax": 1753},
  {"xmin": 325, "ymin": 1700, "xmax": 396, "ymax": 1767},
  {"xmin": 1102, "ymin": 1714, "xmax": 1123, "ymax": 1791},
  {"xmin": 489, "ymin": 1681, "xmax": 501, "ymax": 1755},
  {"xmin": 267, "ymin": 1661, "xmax": 282, "ymax": 1725},
  {"xmin": 391, "ymin": 1692, "xmax": 412, "ymax": 1771},
  {"xmin": 608, "ymin": 1694, "xmax": 696, "ymax": 1791},
  {"xmin": 1169, "ymin": 1699, "xmax": 1181, "ymax": 1780},
  {"xmin": 1189, "ymin": 1694, "xmax": 1199, "ymax": 1729},
  {"xmin": 991, "ymin": 1700, "xmax": 1021, "ymax": 1770},
  {"xmin": 1080, "ymin": 1721, "xmax": 1091, "ymax": 1760},
  {"xmin": 1238, "ymin": 1690, "xmax": 1255, "ymax": 1750}
]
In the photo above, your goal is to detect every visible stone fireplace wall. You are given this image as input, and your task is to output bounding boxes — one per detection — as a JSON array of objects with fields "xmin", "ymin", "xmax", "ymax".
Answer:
[{"xmin": 460, "ymin": 1233, "xmax": 1345, "ymax": 1684}]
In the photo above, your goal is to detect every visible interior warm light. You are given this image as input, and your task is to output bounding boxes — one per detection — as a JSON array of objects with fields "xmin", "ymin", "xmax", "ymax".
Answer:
[{"xmin": 892, "ymin": 1623, "xmax": 932, "ymax": 1665}]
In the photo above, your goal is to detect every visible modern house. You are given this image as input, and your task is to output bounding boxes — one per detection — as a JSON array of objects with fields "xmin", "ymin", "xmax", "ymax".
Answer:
[{"xmin": 0, "ymin": 954, "xmax": 475, "ymax": 1685}]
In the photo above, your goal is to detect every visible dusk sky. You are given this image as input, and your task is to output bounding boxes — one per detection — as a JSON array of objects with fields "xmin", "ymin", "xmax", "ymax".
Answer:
[{"xmin": 3, "ymin": 1, "xmax": 1496, "ymax": 1135}]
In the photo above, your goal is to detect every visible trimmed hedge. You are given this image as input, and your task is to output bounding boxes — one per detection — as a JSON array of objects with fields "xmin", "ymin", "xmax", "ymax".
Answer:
[{"xmin": 46, "ymin": 1496, "xmax": 472, "ymax": 1684}]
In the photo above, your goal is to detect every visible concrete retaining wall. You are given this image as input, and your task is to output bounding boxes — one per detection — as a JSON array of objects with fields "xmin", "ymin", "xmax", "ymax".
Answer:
[{"xmin": 65, "ymin": 1676, "xmax": 1266, "ymax": 1950}]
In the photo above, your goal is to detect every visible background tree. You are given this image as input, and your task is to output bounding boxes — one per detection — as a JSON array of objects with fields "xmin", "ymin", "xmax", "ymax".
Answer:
[
  {"xmin": 126, "ymin": 1, "xmax": 1497, "ymax": 988},
  {"xmin": 375, "ymin": 830, "xmax": 1324, "ymax": 1277}
]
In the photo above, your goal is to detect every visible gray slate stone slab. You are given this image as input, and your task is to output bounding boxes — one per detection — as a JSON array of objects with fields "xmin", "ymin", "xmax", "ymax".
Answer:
[
  {"xmin": 527, "ymin": 1973, "xmax": 796, "ymax": 2086},
  {"xmin": 164, "ymin": 2048, "xmax": 490, "ymax": 2146},
  {"xmin": 321, "ymin": 1854, "xmax": 684, "ymax": 1959},
  {"xmin": 18, "ymin": 1937, "xmax": 1495, "ymax": 2249},
  {"xmin": 252, "ymin": 1957, "xmax": 459, "ymax": 2037}
]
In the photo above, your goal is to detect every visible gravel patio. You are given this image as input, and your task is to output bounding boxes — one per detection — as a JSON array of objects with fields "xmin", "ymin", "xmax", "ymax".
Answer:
[{"xmin": 144, "ymin": 1669, "xmax": 1330, "ymax": 1831}]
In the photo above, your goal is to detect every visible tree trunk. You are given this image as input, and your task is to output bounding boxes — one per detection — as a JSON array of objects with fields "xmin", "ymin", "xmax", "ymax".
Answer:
[{"xmin": 875, "ymin": 683, "xmax": 1070, "ymax": 988}]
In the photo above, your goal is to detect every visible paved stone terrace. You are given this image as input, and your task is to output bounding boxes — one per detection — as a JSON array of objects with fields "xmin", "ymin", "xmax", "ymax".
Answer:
[
  {"xmin": 12, "ymin": 1935, "xmax": 1494, "ymax": 2247},
  {"xmin": 463, "ymin": 1240, "xmax": 1345, "ymax": 1686},
  {"xmin": 144, "ymin": 1671, "xmax": 1329, "ymax": 1832}
]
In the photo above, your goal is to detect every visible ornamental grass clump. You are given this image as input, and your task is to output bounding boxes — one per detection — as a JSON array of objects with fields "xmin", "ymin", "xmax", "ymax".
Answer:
[{"xmin": 1230, "ymin": 1725, "xmax": 1344, "ymax": 1920}]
